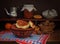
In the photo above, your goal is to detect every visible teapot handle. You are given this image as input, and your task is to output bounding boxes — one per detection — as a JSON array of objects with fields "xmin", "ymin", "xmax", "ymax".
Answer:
[{"xmin": 4, "ymin": 8, "xmax": 10, "ymax": 15}]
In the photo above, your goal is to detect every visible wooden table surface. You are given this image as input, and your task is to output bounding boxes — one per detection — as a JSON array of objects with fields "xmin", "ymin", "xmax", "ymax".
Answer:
[{"xmin": 48, "ymin": 30, "xmax": 60, "ymax": 42}]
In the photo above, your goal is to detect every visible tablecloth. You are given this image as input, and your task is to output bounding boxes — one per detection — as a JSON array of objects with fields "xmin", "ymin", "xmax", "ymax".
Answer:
[{"xmin": 0, "ymin": 31, "xmax": 49, "ymax": 44}]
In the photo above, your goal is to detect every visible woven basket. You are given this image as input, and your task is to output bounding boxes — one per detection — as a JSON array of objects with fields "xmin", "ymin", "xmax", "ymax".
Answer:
[
  {"xmin": 39, "ymin": 25, "xmax": 55, "ymax": 34},
  {"xmin": 11, "ymin": 25, "xmax": 34, "ymax": 38}
]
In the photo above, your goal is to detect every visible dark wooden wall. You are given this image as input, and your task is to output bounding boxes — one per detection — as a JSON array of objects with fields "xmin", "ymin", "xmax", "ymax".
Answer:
[
  {"xmin": 0, "ymin": 0, "xmax": 60, "ymax": 31},
  {"xmin": 0, "ymin": 0, "xmax": 60, "ymax": 18}
]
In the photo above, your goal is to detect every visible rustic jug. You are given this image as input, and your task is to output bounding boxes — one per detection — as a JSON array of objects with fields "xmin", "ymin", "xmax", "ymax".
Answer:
[
  {"xmin": 21, "ymin": 4, "xmax": 37, "ymax": 18},
  {"xmin": 4, "ymin": 7, "xmax": 17, "ymax": 17}
]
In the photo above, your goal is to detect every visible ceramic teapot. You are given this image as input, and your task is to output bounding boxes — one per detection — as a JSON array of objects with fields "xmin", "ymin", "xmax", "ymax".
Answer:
[{"xmin": 4, "ymin": 7, "xmax": 17, "ymax": 17}]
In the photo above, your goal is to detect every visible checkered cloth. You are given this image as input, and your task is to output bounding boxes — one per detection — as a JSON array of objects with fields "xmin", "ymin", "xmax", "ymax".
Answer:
[{"xmin": 0, "ymin": 31, "xmax": 49, "ymax": 44}]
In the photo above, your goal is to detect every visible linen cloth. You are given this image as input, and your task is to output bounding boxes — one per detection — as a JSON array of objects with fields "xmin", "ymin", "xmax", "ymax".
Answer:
[{"xmin": 0, "ymin": 31, "xmax": 49, "ymax": 44}]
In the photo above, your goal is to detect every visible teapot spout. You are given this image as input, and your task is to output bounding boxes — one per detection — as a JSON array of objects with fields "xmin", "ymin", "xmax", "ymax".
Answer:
[{"xmin": 4, "ymin": 8, "xmax": 10, "ymax": 15}]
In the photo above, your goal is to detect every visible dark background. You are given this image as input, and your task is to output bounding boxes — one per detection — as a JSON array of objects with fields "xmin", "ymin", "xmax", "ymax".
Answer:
[
  {"xmin": 0, "ymin": 0, "xmax": 60, "ymax": 18},
  {"xmin": 0, "ymin": 0, "xmax": 60, "ymax": 31}
]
